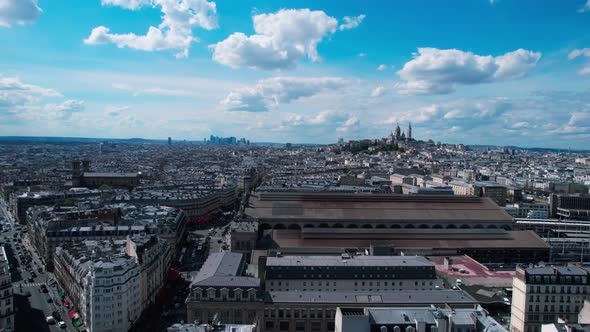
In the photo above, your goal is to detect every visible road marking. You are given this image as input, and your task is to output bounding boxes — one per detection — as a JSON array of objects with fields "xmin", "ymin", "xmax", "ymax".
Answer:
[{"xmin": 18, "ymin": 282, "xmax": 44, "ymax": 287}]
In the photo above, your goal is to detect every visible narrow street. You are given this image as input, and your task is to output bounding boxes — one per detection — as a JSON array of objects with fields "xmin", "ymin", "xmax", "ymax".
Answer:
[{"xmin": 1, "ymin": 199, "xmax": 82, "ymax": 332}]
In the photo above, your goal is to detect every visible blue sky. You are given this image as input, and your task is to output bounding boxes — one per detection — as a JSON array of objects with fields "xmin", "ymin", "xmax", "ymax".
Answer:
[{"xmin": 1, "ymin": 0, "xmax": 589, "ymax": 148}]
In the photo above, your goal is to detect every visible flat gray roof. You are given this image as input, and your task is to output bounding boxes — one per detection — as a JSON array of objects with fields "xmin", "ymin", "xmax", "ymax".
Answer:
[
  {"xmin": 266, "ymin": 255, "xmax": 433, "ymax": 268},
  {"xmin": 267, "ymin": 289, "xmax": 476, "ymax": 304},
  {"xmin": 191, "ymin": 252, "xmax": 260, "ymax": 288}
]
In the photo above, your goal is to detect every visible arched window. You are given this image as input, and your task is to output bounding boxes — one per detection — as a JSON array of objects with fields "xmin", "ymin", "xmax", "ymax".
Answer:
[
  {"xmin": 394, "ymin": 326, "xmax": 401, "ymax": 332},
  {"xmin": 381, "ymin": 326, "xmax": 388, "ymax": 332},
  {"xmin": 406, "ymin": 326, "xmax": 415, "ymax": 332}
]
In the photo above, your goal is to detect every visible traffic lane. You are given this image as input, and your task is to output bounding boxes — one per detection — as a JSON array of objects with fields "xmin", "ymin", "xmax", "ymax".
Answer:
[
  {"xmin": 20, "ymin": 237, "xmax": 75, "ymax": 331},
  {"xmin": 15, "ymin": 276, "xmax": 64, "ymax": 332},
  {"xmin": 14, "ymin": 292, "xmax": 53, "ymax": 332},
  {"xmin": 8, "ymin": 228, "xmax": 71, "ymax": 331},
  {"xmin": 17, "ymin": 273, "xmax": 68, "ymax": 332}
]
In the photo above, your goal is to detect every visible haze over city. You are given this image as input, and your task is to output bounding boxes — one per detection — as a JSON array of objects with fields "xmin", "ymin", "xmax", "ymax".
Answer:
[{"xmin": 1, "ymin": 0, "xmax": 589, "ymax": 148}]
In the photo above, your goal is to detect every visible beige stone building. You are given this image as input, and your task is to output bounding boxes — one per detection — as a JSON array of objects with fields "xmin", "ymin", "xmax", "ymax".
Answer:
[{"xmin": 511, "ymin": 266, "xmax": 590, "ymax": 332}]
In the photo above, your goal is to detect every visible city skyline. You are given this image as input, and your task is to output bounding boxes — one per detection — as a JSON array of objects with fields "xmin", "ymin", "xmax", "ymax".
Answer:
[{"xmin": 1, "ymin": 0, "xmax": 590, "ymax": 148}]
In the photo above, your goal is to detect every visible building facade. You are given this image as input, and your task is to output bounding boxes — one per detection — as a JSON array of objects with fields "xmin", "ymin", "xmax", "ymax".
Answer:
[
  {"xmin": 0, "ymin": 246, "xmax": 13, "ymax": 332},
  {"xmin": 187, "ymin": 254, "xmax": 478, "ymax": 332},
  {"xmin": 260, "ymin": 255, "xmax": 438, "ymax": 293},
  {"xmin": 335, "ymin": 306, "xmax": 506, "ymax": 332},
  {"xmin": 510, "ymin": 265, "xmax": 590, "ymax": 332},
  {"xmin": 54, "ymin": 237, "xmax": 170, "ymax": 332}
]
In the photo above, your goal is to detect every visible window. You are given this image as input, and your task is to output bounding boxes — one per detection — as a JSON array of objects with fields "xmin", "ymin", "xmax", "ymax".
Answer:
[
  {"xmin": 280, "ymin": 321, "xmax": 290, "ymax": 331},
  {"xmin": 296, "ymin": 321, "xmax": 306, "ymax": 331},
  {"xmin": 381, "ymin": 327, "xmax": 388, "ymax": 332}
]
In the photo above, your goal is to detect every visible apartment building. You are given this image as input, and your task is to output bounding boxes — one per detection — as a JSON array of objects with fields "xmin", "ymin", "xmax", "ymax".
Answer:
[
  {"xmin": 187, "ymin": 253, "xmax": 478, "ymax": 332},
  {"xmin": 259, "ymin": 255, "xmax": 438, "ymax": 293},
  {"xmin": 510, "ymin": 265, "xmax": 590, "ymax": 332},
  {"xmin": 335, "ymin": 305, "xmax": 506, "ymax": 332},
  {"xmin": 29, "ymin": 204, "xmax": 184, "ymax": 270},
  {"xmin": 0, "ymin": 246, "xmax": 13, "ymax": 332},
  {"xmin": 54, "ymin": 237, "xmax": 170, "ymax": 332}
]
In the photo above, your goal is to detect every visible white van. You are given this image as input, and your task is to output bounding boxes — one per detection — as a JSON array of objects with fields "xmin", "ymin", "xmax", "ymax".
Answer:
[
  {"xmin": 46, "ymin": 316, "xmax": 56, "ymax": 324},
  {"xmin": 456, "ymin": 279, "xmax": 463, "ymax": 286}
]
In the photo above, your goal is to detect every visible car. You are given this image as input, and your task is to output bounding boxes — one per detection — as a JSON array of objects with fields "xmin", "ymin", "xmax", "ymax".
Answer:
[
  {"xmin": 58, "ymin": 321, "xmax": 67, "ymax": 328},
  {"xmin": 28, "ymin": 277, "xmax": 34, "ymax": 283},
  {"xmin": 46, "ymin": 316, "xmax": 56, "ymax": 324},
  {"xmin": 40, "ymin": 285, "xmax": 48, "ymax": 293},
  {"xmin": 46, "ymin": 296, "xmax": 53, "ymax": 303}
]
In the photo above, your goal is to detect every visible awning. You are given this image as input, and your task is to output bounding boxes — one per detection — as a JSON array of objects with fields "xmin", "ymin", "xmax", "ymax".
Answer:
[
  {"xmin": 73, "ymin": 319, "xmax": 83, "ymax": 328},
  {"xmin": 168, "ymin": 268, "xmax": 180, "ymax": 281},
  {"xmin": 58, "ymin": 290, "xmax": 65, "ymax": 297},
  {"xmin": 67, "ymin": 310, "xmax": 77, "ymax": 319},
  {"xmin": 73, "ymin": 313, "xmax": 80, "ymax": 320}
]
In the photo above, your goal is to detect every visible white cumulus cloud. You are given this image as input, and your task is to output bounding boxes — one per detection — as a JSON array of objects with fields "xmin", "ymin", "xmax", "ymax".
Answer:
[
  {"xmin": 568, "ymin": 48, "xmax": 590, "ymax": 76},
  {"xmin": 0, "ymin": 75, "xmax": 86, "ymax": 122},
  {"xmin": 579, "ymin": 0, "xmax": 590, "ymax": 13},
  {"xmin": 0, "ymin": 76, "xmax": 60, "ymax": 111},
  {"xmin": 44, "ymin": 100, "xmax": 85, "ymax": 119},
  {"xmin": 339, "ymin": 14, "xmax": 365, "ymax": 31},
  {"xmin": 371, "ymin": 86, "xmax": 385, "ymax": 97},
  {"xmin": 101, "ymin": 0, "xmax": 146, "ymax": 10},
  {"xmin": 395, "ymin": 48, "xmax": 541, "ymax": 95},
  {"xmin": 220, "ymin": 76, "xmax": 349, "ymax": 112},
  {"xmin": 0, "ymin": 0, "xmax": 41, "ymax": 27},
  {"xmin": 85, "ymin": 0, "xmax": 218, "ymax": 58},
  {"xmin": 211, "ymin": 9, "xmax": 339, "ymax": 70},
  {"xmin": 282, "ymin": 110, "xmax": 359, "ymax": 133}
]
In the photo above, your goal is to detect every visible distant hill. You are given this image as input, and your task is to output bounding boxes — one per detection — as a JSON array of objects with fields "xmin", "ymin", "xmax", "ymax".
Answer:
[{"xmin": 468, "ymin": 144, "xmax": 590, "ymax": 153}]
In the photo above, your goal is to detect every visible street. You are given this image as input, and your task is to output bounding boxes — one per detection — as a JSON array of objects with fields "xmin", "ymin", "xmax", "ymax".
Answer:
[{"xmin": 0, "ymin": 199, "xmax": 80, "ymax": 332}]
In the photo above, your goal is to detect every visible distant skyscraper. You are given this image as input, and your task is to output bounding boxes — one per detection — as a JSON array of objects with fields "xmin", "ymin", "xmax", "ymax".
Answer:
[
  {"xmin": 168, "ymin": 137, "xmax": 171, "ymax": 145},
  {"xmin": 407, "ymin": 122, "xmax": 412, "ymax": 141}
]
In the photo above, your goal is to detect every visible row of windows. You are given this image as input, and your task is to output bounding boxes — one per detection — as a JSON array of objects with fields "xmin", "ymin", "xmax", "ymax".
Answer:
[
  {"xmin": 528, "ymin": 304, "xmax": 579, "ymax": 314},
  {"xmin": 264, "ymin": 320, "xmax": 333, "ymax": 332},
  {"xmin": 528, "ymin": 285, "xmax": 587, "ymax": 294},
  {"xmin": 528, "ymin": 294, "xmax": 578, "ymax": 303},
  {"xmin": 192, "ymin": 309, "xmax": 256, "ymax": 324},
  {"xmin": 269, "ymin": 266, "xmax": 432, "ymax": 271},
  {"xmin": 528, "ymin": 275, "xmax": 587, "ymax": 285},
  {"xmin": 194, "ymin": 288, "xmax": 257, "ymax": 301},
  {"xmin": 271, "ymin": 274, "xmax": 434, "ymax": 279},
  {"xmin": 264, "ymin": 308, "xmax": 337, "ymax": 320}
]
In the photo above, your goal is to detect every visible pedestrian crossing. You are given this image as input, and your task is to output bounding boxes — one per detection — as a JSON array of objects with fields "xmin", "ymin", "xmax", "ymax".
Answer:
[{"xmin": 18, "ymin": 282, "xmax": 44, "ymax": 287}]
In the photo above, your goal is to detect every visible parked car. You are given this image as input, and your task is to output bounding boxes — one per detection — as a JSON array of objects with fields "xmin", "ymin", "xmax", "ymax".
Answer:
[
  {"xmin": 47, "ymin": 296, "xmax": 53, "ymax": 303},
  {"xmin": 58, "ymin": 321, "xmax": 67, "ymax": 328},
  {"xmin": 46, "ymin": 316, "xmax": 56, "ymax": 324}
]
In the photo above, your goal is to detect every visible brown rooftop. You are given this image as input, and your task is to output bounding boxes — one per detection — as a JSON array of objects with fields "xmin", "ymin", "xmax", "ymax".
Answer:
[
  {"xmin": 247, "ymin": 192, "xmax": 513, "ymax": 222},
  {"xmin": 271, "ymin": 229, "xmax": 549, "ymax": 250}
]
